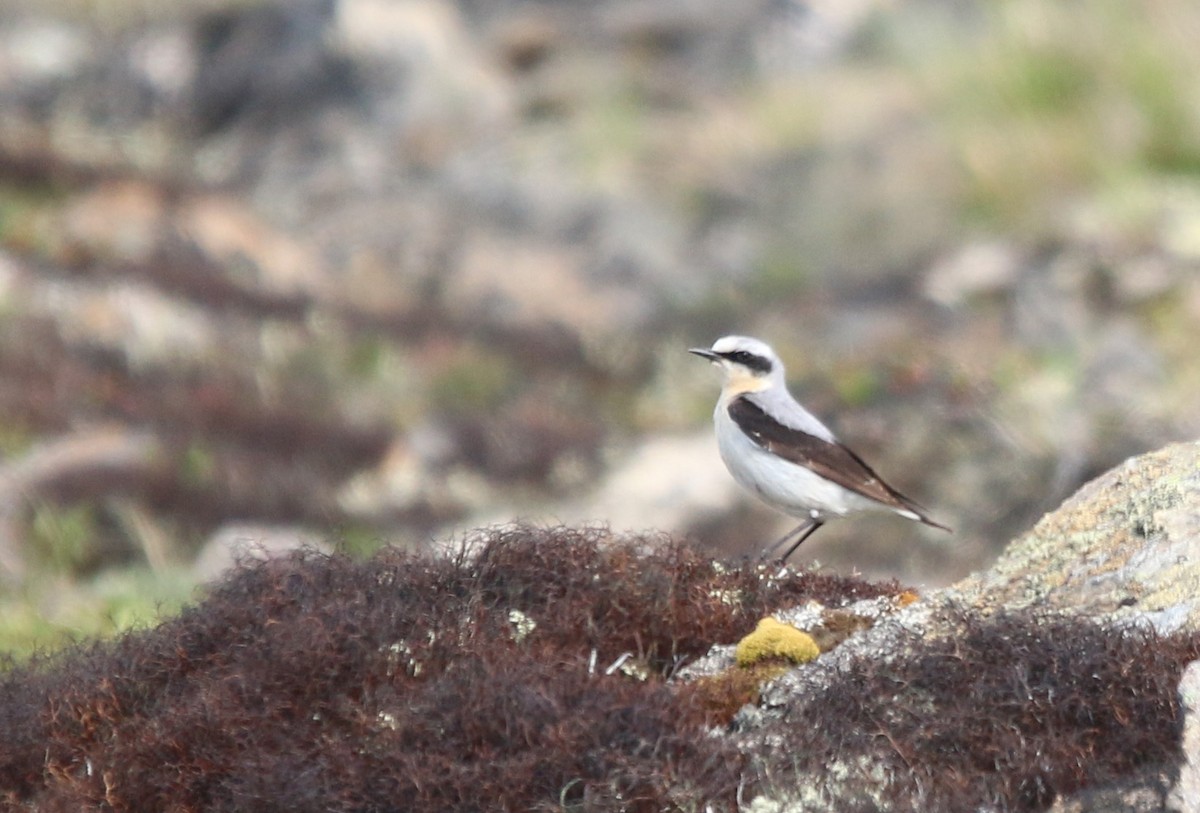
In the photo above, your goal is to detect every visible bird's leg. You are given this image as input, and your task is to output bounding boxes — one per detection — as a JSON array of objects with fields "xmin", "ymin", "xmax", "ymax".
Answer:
[
  {"xmin": 758, "ymin": 516, "xmax": 821, "ymax": 562},
  {"xmin": 778, "ymin": 519, "xmax": 824, "ymax": 563}
]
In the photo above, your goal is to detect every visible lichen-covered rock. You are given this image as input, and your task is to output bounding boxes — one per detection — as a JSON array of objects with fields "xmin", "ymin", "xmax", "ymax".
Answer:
[
  {"xmin": 954, "ymin": 440, "xmax": 1200, "ymax": 633},
  {"xmin": 735, "ymin": 441, "xmax": 1200, "ymax": 812},
  {"xmin": 1171, "ymin": 659, "xmax": 1200, "ymax": 813}
]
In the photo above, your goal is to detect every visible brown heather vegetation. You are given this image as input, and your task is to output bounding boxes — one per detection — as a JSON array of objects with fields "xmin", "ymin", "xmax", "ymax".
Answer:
[{"xmin": 0, "ymin": 525, "xmax": 899, "ymax": 812}]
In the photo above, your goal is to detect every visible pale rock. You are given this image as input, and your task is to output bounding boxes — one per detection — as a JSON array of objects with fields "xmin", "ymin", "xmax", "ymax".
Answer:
[
  {"xmin": 923, "ymin": 240, "xmax": 1023, "ymax": 306},
  {"xmin": 1171, "ymin": 660, "xmax": 1200, "ymax": 813},
  {"xmin": 194, "ymin": 523, "xmax": 328, "ymax": 582},
  {"xmin": 434, "ymin": 431, "xmax": 739, "ymax": 554}
]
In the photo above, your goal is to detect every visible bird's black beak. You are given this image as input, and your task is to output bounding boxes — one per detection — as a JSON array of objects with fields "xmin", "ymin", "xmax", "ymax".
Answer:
[{"xmin": 688, "ymin": 348, "xmax": 720, "ymax": 362}]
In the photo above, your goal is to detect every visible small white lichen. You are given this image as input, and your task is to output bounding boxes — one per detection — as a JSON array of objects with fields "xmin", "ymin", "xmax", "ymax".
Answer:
[{"xmin": 508, "ymin": 608, "xmax": 537, "ymax": 643}]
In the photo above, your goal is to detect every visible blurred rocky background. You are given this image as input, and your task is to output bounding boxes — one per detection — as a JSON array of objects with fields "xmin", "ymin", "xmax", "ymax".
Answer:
[{"xmin": 0, "ymin": 0, "xmax": 1197, "ymax": 653}]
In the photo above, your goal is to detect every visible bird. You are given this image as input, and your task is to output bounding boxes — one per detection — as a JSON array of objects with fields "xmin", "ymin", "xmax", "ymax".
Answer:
[{"xmin": 689, "ymin": 335, "xmax": 949, "ymax": 562}]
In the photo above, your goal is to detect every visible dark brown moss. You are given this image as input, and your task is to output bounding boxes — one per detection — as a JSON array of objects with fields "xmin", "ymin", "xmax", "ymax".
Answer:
[{"xmin": 0, "ymin": 524, "xmax": 897, "ymax": 812}]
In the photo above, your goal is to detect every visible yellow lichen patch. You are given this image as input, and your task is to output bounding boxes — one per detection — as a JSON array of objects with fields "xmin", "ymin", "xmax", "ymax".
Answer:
[
  {"xmin": 897, "ymin": 589, "xmax": 921, "ymax": 607},
  {"xmin": 735, "ymin": 617, "xmax": 820, "ymax": 668}
]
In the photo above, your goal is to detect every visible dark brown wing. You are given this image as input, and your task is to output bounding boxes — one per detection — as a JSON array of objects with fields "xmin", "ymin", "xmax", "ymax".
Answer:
[{"xmin": 728, "ymin": 396, "xmax": 949, "ymax": 530}]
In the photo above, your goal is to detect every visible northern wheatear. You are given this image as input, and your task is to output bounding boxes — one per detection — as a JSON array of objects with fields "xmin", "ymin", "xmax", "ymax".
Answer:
[{"xmin": 690, "ymin": 335, "xmax": 949, "ymax": 562}]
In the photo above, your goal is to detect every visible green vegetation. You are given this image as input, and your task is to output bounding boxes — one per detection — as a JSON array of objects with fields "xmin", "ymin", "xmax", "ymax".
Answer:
[
  {"xmin": 332, "ymin": 525, "xmax": 390, "ymax": 560},
  {"xmin": 29, "ymin": 500, "xmax": 101, "ymax": 574},
  {"xmin": 428, "ymin": 346, "xmax": 516, "ymax": 415},
  {"xmin": 180, "ymin": 442, "xmax": 217, "ymax": 488},
  {"xmin": 573, "ymin": 81, "xmax": 656, "ymax": 190},
  {"xmin": 0, "ymin": 566, "xmax": 194, "ymax": 661},
  {"xmin": 913, "ymin": 0, "xmax": 1200, "ymax": 231},
  {"xmin": 0, "ymin": 183, "xmax": 63, "ymax": 255},
  {"xmin": 748, "ymin": 249, "xmax": 818, "ymax": 304},
  {"xmin": 3, "ymin": 500, "xmax": 196, "ymax": 659},
  {"xmin": 0, "ymin": 421, "xmax": 34, "ymax": 458},
  {"xmin": 830, "ymin": 363, "xmax": 884, "ymax": 409}
]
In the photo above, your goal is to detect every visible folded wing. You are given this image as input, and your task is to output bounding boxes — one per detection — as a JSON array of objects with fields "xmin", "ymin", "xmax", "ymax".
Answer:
[{"xmin": 729, "ymin": 395, "xmax": 948, "ymax": 530}]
